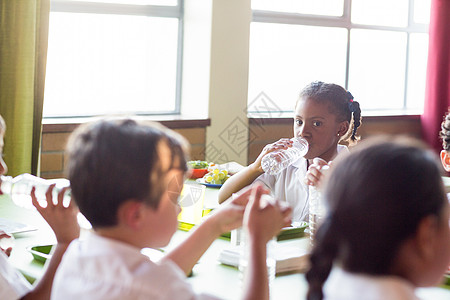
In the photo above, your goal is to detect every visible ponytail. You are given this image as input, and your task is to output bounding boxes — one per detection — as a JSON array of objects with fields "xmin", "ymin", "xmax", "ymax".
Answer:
[
  {"xmin": 306, "ymin": 217, "xmax": 338, "ymax": 300},
  {"xmin": 346, "ymin": 91, "xmax": 361, "ymax": 142}
]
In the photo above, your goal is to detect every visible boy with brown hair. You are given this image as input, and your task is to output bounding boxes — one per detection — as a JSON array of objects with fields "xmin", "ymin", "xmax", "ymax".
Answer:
[{"xmin": 51, "ymin": 118, "xmax": 291, "ymax": 300}]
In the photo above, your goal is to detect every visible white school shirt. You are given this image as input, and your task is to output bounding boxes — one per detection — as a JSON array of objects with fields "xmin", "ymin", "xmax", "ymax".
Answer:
[
  {"xmin": 323, "ymin": 267, "xmax": 419, "ymax": 300},
  {"xmin": 0, "ymin": 251, "xmax": 31, "ymax": 300},
  {"xmin": 51, "ymin": 232, "xmax": 221, "ymax": 300},
  {"xmin": 255, "ymin": 144, "xmax": 348, "ymax": 222}
]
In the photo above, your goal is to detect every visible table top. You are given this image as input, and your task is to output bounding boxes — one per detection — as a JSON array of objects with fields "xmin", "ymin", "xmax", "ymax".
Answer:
[{"xmin": 1, "ymin": 184, "xmax": 450, "ymax": 299}]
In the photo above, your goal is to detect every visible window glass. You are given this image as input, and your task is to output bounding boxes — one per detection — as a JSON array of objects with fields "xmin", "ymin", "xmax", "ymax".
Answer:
[
  {"xmin": 414, "ymin": 0, "xmax": 431, "ymax": 24},
  {"xmin": 348, "ymin": 29, "xmax": 407, "ymax": 110},
  {"xmin": 407, "ymin": 33, "xmax": 428, "ymax": 111},
  {"xmin": 351, "ymin": 0, "xmax": 409, "ymax": 27},
  {"xmin": 67, "ymin": 0, "xmax": 177, "ymax": 5},
  {"xmin": 252, "ymin": 0, "xmax": 344, "ymax": 16},
  {"xmin": 248, "ymin": 22, "xmax": 347, "ymax": 113},
  {"xmin": 44, "ymin": 13, "xmax": 179, "ymax": 117}
]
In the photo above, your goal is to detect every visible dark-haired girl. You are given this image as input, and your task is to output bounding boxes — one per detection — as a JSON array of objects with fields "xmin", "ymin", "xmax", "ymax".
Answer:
[
  {"xmin": 440, "ymin": 109, "xmax": 450, "ymax": 172},
  {"xmin": 306, "ymin": 137, "xmax": 450, "ymax": 300},
  {"xmin": 219, "ymin": 81, "xmax": 362, "ymax": 222}
]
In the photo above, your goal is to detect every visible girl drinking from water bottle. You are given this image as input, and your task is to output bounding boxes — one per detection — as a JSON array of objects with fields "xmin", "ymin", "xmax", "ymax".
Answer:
[{"xmin": 219, "ymin": 81, "xmax": 362, "ymax": 222}]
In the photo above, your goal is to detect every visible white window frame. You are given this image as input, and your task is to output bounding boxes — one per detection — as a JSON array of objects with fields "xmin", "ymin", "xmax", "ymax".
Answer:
[
  {"xmin": 251, "ymin": 0, "xmax": 429, "ymax": 115},
  {"xmin": 47, "ymin": 0, "xmax": 184, "ymax": 117}
]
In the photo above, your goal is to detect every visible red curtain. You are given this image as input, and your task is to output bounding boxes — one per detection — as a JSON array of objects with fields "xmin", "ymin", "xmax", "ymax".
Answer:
[{"xmin": 421, "ymin": 0, "xmax": 450, "ymax": 153}]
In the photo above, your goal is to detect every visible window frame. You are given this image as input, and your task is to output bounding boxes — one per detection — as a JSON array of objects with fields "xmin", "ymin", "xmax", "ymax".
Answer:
[
  {"xmin": 46, "ymin": 0, "xmax": 184, "ymax": 118},
  {"xmin": 250, "ymin": 0, "xmax": 429, "ymax": 115}
]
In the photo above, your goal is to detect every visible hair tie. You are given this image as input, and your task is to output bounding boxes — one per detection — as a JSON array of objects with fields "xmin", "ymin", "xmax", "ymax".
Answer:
[
  {"xmin": 347, "ymin": 91, "xmax": 354, "ymax": 102},
  {"xmin": 347, "ymin": 91, "xmax": 355, "ymax": 112}
]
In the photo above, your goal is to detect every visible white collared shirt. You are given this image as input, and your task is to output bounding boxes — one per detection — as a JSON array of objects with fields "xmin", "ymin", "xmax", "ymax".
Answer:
[
  {"xmin": 323, "ymin": 267, "xmax": 419, "ymax": 300},
  {"xmin": 51, "ymin": 233, "xmax": 220, "ymax": 300},
  {"xmin": 0, "ymin": 251, "xmax": 31, "ymax": 300},
  {"xmin": 255, "ymin": 144, "xmax": 348, "ymax": 222}
]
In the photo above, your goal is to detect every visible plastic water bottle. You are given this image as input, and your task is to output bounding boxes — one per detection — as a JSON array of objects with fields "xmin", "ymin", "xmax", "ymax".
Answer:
[
  {"xmin": 308, "ymin": 166, "xmax": 329, "ymax": 247},
  {"xmin": 0, "ymin": 174, "xmax": 70, "ymax": 209},
  {"xmin": 238, "ymin": 228, "xmax": 276, "ymax": 293},
  {"xmin": 261, "ymin": 137, "xmax": 309, "ymax": 175}
]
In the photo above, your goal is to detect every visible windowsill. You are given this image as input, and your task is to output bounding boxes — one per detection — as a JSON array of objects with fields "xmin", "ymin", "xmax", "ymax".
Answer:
[
  {"xmin": 42, "ymin": 115, "xmax": 211, "ymax": 133},
  {"xmin": 42, "ymin": 111, "xmax": 421, "ymax": 133}
]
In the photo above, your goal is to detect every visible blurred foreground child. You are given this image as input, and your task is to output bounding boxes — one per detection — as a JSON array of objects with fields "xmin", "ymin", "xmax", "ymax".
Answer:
[
  {"xmin": 306, "ymin": 137, "xmax": 450, "ymax": 300},
  {"xmin": 51, "ymin": 118, "xmax": 291, "ymax": 300},
  {"xmin": 0, "ymin": 114, "xmax": 80, "ymax": 300}
]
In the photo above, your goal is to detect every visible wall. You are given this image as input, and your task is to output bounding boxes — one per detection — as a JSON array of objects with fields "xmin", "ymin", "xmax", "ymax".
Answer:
[{"xmin": 206, "ymin": 0, "xmax": 251, "ymax": 166}]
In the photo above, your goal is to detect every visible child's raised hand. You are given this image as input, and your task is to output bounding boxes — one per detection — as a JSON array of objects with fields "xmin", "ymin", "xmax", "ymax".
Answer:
[
  {"xmin": 305, "ymin": 157, "xmax": 329, "ymax": 187},
  {"xmin": 31, "ymin": 185, "xmax": 80, "ymax": 245},
  {"xmin": 0, "ymin": 230, "xmax": 13, "ymax": 257},
  {"xmin": 253, "ymin": 138, "xmax": 293, "ymax": 172},
  {"xmin": 244, "ymin": 184, "xmax": 292, "ymax": 244}
]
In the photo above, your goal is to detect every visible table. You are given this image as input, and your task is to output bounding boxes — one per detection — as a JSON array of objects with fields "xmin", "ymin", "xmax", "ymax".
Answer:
[{"xmin": 1, "ymin": 186, "xmax": 450, "ymax": 299}]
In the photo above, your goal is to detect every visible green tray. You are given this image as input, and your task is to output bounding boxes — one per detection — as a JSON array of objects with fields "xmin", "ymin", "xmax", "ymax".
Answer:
[
  {"xmin": 27, "ymin": 244, "xmax": 53, "ymax": 263},
  {"xmin": 220, "ymin": 222, "xmax": 308, "ymax": 241}
]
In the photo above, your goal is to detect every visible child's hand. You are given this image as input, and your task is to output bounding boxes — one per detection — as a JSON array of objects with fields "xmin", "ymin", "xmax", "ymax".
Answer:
[
  {"xmin": 0, "ymin": 230, "xmax": 12, "ymax": 257},
  {"xmin": 244, "ymin": 184, "xmax": 292, "ymax": 244},
  {"xmin": 305, "ymin": 157, "xmax": 329, "ymax": 187},
  {"xmin": 208, "ymin": 185, "xmax": 257, "ymax": 234},
  {"xmin": 31, "ymin": 185, "xmax": 80, "ymax": 245},
  {"xmin": 252, "ymin": 138, "xmax": 293, "ymax": 172}
]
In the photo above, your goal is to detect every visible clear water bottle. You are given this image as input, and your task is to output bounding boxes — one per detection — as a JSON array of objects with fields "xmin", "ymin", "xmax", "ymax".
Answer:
[
  {"xmin": 261, "ymin": 137, "xmax": 309, "ymax": 175},
  {"xmin": 308, "ymin": 166, "xmax": 329, "ymax": 247},
  {"xmin": 0, "ymin": 174, "xmax": 70, "ymax": 209},
  {"xmin": 238, "ymin": 228, "xmax": 276, "ymax": 294}
]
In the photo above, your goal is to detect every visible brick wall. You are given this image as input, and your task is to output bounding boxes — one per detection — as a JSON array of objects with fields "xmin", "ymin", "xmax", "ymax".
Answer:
[{"xmin": 40, "ymin": 124, "xmax": 208, "ymax": 179}]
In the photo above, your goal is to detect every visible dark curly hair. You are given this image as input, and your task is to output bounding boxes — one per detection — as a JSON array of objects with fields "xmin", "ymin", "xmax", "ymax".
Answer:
[
  {"xmin": 440, "ymin": 109, "xmax": 450, "ymax": 151},
  {"xmin": 297, "ymin": 81, "xmax": 362, "ymax": 145}
]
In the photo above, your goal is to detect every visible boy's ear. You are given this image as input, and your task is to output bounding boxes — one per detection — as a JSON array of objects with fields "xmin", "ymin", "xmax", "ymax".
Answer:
[
  {"xmin": 338, "ymin": 121, "xmax": 350, "ymax": 137},
  {"xmin": 440, "ymin": 150, "xmax": 450, "ymax": 172},
  {"xmin": 117, "ymin": 201, "xmax": 148, "ymax": 230},
  {"xmin": 414, "ymin": 215, "xmax": 439, "ymax": 262}
]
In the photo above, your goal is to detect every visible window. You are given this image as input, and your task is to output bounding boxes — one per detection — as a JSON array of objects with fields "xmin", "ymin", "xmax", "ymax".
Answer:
[
  {"xmin": 44, "ymin": 0, "xmax": 183, "ymax": 118},
  {"xmin": 248, "ymin": 0, "xmax": 431, "ymax": 116}
]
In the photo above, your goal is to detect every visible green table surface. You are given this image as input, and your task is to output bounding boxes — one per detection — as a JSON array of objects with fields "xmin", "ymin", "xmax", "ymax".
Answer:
[{"xmin": 1, "ymin": 183, "xmax": 450, "ymax": 299}]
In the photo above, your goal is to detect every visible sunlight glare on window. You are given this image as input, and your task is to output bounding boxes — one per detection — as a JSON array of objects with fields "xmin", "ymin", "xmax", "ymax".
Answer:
[
  {"xmin": 407, "ymin": 33, "xmax": 428, "ymax": 111},
  {"xmin": 67, "ymin": 0, "xmax": 177, "ymax": 5},
  {"xmin": 414, "ymin": 0, "xmax": 431, "ymax": 24},
  {"xmin": 252, "ymin": 0, "xmax": 344, "ymax": 16},
  {"xmin": 248, "ymin": 22, "xmax": 347, "ymax": 112},
  {"xmin": 348, "ymin": 29, "xmax": 407, "ymax": 111},
  {"xmin": 44, "ymin": 12, "xmax": 179, "ymax": 117},
  {"xmin": 352, "ymin": 0, "xmax": 409, "ymax": 27}
]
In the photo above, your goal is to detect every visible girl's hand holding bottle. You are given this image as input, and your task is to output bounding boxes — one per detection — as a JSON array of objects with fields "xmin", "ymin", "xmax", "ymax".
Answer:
[
  {"xmin": 251, "ymin": 138, "xmax": 295, "ymax": 172},
  {"xmin": 305, "ymin": 157, "xmax": 330, "ymax": 187}
]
